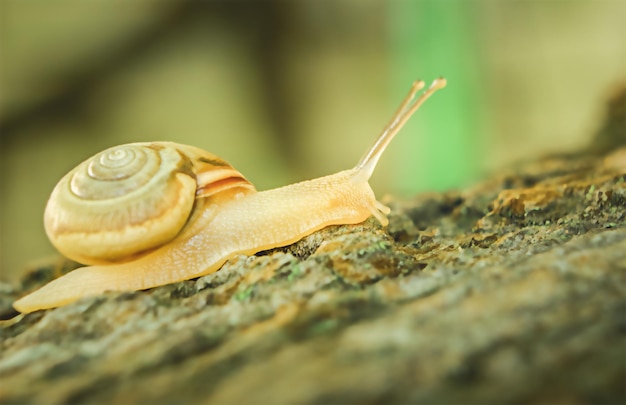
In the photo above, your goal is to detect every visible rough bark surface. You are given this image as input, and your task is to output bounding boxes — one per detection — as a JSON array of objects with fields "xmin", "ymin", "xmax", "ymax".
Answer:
[{"xmin": 1, "ymin": 89, "xmax": 625, "ymax": 404}]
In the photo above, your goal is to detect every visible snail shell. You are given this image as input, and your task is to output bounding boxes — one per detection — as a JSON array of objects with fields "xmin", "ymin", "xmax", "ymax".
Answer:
[{"xmin": 44, "ymin": 142, "xmax": 255, "ymax": 265}]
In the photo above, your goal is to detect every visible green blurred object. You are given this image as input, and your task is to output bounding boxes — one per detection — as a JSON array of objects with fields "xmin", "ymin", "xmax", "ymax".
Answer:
[{"xmin": 389, "ymin": 1, "xmax": 486, "ymax": 193}]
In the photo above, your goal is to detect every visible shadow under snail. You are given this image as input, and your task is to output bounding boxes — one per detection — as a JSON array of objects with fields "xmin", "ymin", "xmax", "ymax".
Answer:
[{"xmin": 13, "ymin": 78, "xmax": 446, "ymax": 313}]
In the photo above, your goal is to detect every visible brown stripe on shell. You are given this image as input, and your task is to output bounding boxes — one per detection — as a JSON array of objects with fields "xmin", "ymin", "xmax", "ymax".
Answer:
[
  {"xmin": 195, "ymin": 167, "xmax": 256, "ymax": 199},
  {"xmin": 146, "ymin": 143, "xmax": 166, "ymax": 151},
  {"xmin": 197, "ymin": 156, "xmax": 230, "ymax": 167},
  {"xmin": 170, "ymin": 147, "xmax": 196, "ymax": 180},
  {"xmin": 196, "ymin": 176, "xmax": 256, "ymax": 198}
]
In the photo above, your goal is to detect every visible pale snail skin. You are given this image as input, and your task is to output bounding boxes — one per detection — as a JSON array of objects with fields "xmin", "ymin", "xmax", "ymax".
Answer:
[{"xmin": 13, "ymin": 78, "xmax": 446, "ymax": 313}]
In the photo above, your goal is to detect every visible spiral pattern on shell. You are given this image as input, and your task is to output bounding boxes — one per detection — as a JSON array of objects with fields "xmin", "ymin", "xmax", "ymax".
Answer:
[{"xmin": 44, "ymin": 143, "xmax": 202, "ymax": 265}]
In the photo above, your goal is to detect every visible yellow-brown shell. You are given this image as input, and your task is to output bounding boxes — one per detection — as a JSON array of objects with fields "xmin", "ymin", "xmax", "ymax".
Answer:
[{"xmin": 44, "ymin": 142, "xmax": 255, "ymax": 265}]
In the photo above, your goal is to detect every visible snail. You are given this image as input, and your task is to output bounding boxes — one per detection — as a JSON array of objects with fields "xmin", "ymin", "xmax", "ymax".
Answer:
[{"xmin": 13, "ymin": 78, "xmax": 446, "ymax": 313}]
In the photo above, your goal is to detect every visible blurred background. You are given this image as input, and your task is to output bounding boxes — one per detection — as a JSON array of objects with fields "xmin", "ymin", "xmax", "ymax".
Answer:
[{"xmin": 1, "ymin": 0, "xmax": 624, "ymax": 281}]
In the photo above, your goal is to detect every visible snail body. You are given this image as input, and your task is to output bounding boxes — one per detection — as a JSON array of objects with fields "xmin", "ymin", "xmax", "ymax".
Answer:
[{"xmin": 14, "ymin": 78, "xmax": 446, "ymax": 313}]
